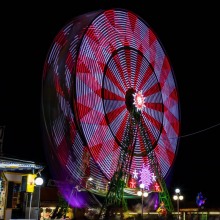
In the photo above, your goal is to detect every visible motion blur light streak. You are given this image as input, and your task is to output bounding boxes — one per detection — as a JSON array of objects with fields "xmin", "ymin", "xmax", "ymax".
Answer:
[{"xmin": 42, "ymin": 8, "xmax": 180, "ymax": 214}]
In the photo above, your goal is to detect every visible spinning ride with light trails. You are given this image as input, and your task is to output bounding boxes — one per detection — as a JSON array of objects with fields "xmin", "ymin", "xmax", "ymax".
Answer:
[{"xmin": 42, "ymin": 8, "xmax": 180, "ymax": 219}]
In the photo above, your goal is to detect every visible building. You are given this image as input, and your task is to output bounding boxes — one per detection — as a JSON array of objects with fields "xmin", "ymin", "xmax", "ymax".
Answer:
[{"xmin": 0, "ymin": 156, "xmax": 44, "ymax": 220}]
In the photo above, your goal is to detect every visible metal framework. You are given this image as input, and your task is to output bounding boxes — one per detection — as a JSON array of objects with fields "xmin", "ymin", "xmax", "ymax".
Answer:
[{"xmin": 98, "ymin": 107, "xmax": 174, "ymax": 219}]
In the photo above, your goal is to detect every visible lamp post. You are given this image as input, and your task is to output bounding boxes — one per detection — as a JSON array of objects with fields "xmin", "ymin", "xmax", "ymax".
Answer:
[
  {"xmin": 173, "ymin": 188, "xmax": 183, "ymax": 220},
  {"xmin": 35, "ymin": 176, "xmax": 44, "ymax": 220},
  {"xmin": 137, "ymin": 183, "xmax": 148, "ymax": 220}
]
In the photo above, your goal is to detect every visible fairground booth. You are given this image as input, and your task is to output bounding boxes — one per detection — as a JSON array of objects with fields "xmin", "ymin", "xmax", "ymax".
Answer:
[{"xmin": 0, "ymin": 156, "xmax": 44, "ymax": 220}]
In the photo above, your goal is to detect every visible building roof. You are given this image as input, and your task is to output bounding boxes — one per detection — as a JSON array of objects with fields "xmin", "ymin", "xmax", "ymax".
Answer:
[{"xmin": 0, "ymin": 156, "xmax": 44, "ymax": 173}]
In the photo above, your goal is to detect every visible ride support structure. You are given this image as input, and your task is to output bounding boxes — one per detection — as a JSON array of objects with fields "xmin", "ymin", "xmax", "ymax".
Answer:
[{"xmin": 98, "ymin": 106, "xmax": 174, "ymax": 219}]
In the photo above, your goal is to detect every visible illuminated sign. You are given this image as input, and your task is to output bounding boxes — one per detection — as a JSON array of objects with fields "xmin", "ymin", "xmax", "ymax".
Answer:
[{"xmin": 21, "ymin": 174, "xmax": 36, "ymax": 192}]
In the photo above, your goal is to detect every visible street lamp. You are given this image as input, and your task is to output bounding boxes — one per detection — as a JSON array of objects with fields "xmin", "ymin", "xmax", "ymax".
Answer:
[
  {"xmin": 137, "ymin": 183, "xmax": 148, "ymax": 219},
  {"xmin": 173, "ymin": 188, "xmax": 183, "ymax": 220},
  {"xmin": 35, "ymin": 176, "xmax": 44, "ymax": 220}
]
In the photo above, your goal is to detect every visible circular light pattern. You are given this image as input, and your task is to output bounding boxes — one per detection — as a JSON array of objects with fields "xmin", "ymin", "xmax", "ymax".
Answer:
[
  {"xmin": 133, "ymin": 90, "xmax": 146, "ymax": 111},
  {"xmin": 75, "ymin": 9, "xmax": 180, "ymax": 180},
  {"xmin": 42, "ymin": 8, "xmax": 180, "ymax": 204},
  {"xmin": 35, "ymin": 177, "xmax": 44, "ymax": 186}
]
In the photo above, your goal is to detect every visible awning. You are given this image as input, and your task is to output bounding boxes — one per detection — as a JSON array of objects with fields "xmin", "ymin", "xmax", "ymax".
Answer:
[{"xmin": 0, "ymin": 156, "xmax": 44, "ymax": 173}]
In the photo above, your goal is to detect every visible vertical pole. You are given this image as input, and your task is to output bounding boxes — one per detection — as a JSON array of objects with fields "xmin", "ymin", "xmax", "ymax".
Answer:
[
  {"xmin": 141, "ymin": 189, "xmax": 144, "ymax": 220},
  {"xmin": 177, "ymin": 199, "xmax": 179, "ymax": 220},
  {"xmin": 29, "ymin": 192, "xmax": 33, "ymax": 219},
  {"xmin": 37, "ymin": 186, "xmax": 41, "ymax": 220},
  {"xmin": 183, "ymin": 211, "xmax": 186, "ymax": 220}
]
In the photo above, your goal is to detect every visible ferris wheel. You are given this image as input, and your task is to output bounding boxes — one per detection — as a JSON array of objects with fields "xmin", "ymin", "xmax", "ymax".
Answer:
[{"xmin": 42, "ymin": 8, "xmax": 180, "ymax": 215}]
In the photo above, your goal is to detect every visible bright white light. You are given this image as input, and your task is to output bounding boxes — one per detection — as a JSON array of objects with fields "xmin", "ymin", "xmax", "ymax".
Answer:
[
  {"xmin": 143, "ymin": 192, "xmax": 148, "ymax": 197},
  {"xmin": 140, "ymin": 183, "xmax": 145, "ymax": 189},
  {"xmin": 175, "ymin": 188, "xmax": 180, "ymax": 194},
  {"xmin": 173, "ymin": 194, "xmax": 183, "ymax": 200},
  {"xmin": 179, "ymin": 195, "xmax": 184, "ymax": 200},
  {"xmin": 137, "ymin": 191, "xmax": 142, "ymax": 196},
  {"xmin": 35, "ymin": 177, "xmax": 44, "ymax": 186},
  {"xmin": 173, "ymin": 195, "xmax": 178, "ymax": 200}
]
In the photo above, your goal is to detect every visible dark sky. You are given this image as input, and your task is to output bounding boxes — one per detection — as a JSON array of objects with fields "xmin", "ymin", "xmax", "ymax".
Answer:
[{"xmin": 1, "ymin": 1, "xmax": 220, "ymax": 209}]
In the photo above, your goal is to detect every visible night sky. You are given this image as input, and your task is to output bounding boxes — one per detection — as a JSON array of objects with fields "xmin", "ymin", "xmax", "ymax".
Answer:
[{"xmin": 1, "ymin": 1, "xmax": 220, "ymax": 209}]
